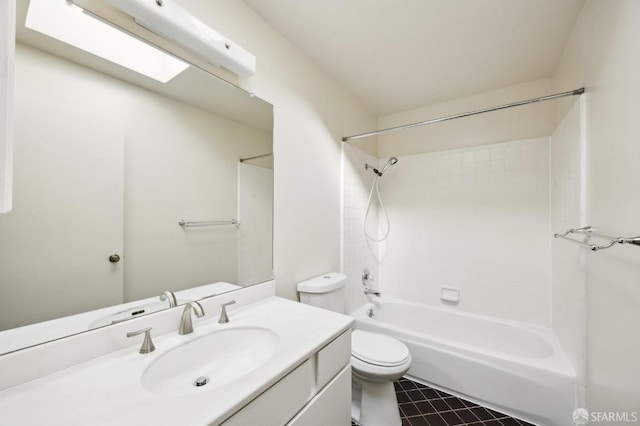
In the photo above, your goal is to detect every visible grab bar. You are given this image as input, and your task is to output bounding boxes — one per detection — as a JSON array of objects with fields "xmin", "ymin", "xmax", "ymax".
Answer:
[
  {"xmin": 554, "ymin": 225, "xmax": 640, "ymax": 251},
  {"xmin": 179, "ymin": 219, "xmax": 240, "ymax": 229}
]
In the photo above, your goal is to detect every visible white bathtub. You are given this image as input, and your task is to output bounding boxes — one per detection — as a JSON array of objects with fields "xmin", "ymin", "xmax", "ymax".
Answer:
[{"xmin": 352, "ymin": 298, "xmax": 575, "ymax": 426}]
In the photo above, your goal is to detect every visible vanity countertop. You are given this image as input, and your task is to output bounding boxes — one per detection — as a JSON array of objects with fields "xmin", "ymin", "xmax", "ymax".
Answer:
[{"xmin": 0, "ymin": 296, "xmax": 353, "ymax": 426}]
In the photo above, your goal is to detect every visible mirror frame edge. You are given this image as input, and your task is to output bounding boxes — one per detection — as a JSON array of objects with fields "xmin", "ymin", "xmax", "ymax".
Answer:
[{"xmin": 0, "ymin": 0, "xmax": 15, "ymax": 214}]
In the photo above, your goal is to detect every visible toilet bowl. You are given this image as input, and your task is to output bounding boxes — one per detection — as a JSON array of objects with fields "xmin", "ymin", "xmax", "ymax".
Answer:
[
  {"xmin": 350, "ymin": 330, "xmax": 411, "ymax": 426},
  {"xmin": 297, "ymin": 273, "xmax": 412, "ymax": 426}
]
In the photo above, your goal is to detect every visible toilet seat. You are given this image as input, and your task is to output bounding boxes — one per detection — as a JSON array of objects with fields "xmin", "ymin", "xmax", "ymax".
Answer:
[
  {"xmin": 350, "ymin": 330, "xmax": 412, "ymax": 382},
  {"xmin": 351, "ymin": 330, "xmax": 410, "ymax": 367}
]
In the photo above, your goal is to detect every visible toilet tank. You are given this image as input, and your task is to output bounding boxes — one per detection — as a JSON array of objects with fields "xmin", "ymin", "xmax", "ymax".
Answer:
[{"xmin": 297, "ymin": 272, "xmax": 346, "ymax": 314}]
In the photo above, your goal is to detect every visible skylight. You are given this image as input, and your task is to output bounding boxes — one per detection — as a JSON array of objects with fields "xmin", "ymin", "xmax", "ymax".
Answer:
[{"xmin": 26, "ymin": 0, "xmax": 189, "ymax": 83}]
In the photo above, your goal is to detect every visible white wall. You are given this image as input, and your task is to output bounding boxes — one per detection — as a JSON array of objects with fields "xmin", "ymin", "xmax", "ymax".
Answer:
[
  {"xmin": 553, "ymin": 0, "xmax": 640, "ymax": 415},
  {"xmin": 550, "ymin": 98, "xmax": 587, "ymax": 408},
  {"xmin": 376, "ymin": 137, "xmax": 551, "ymax": 325},
  {"xmin": 174, "ymin": 0, "xmax": 377, "ymax": 300}
]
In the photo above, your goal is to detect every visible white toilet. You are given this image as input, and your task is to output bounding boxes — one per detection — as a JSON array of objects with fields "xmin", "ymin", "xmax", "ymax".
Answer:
[{"xmin": 297, "ymin": 273, "xmax": 412, "ymax": 426}]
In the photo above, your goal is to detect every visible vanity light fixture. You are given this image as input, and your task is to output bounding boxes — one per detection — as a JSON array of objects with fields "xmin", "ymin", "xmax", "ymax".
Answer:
[
  {"xmin": 98, "ymin": 0, "xmax": 256, "ymax": 77},
  {"xmin": 26, "ymin": 0, "xmax": 189, "ymax": 83}
]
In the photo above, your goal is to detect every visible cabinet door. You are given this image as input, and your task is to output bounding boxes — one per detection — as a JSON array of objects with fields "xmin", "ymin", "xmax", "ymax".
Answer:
[
  {"xmin": 222, "ymin": 360, "xmax": 314, "ymax": 426},
  {"xmin": 288, "ymin": 366, "xmax": 352, "ymax": 426},
  {"xmin": 0, "ymin": 95, "xmax": 124, "ymax": 330}
]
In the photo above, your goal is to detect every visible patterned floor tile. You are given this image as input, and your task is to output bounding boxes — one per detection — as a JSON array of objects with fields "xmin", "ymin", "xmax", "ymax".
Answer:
[{"xmin": 353, "ymin": 377, "xmax": 535, "ymax": 426}]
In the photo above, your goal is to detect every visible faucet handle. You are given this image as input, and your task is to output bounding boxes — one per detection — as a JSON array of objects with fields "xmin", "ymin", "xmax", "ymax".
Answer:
[
  {"xmin": 218, "ymin": 300, "xmax": 236, "ymax": 324},
  {"xmin": 127, "ymin": 327, "xmax": 155, "ymax": 354},
  {"xmin": 362, "ymin": 268, "xmax": 375, "ymax": 285}
]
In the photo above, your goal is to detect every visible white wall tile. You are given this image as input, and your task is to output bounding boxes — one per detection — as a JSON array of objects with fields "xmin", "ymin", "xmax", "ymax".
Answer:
[
  {"xmin": 550, "ymin": 98, "xmax": 587, "ymax": 407},
  {"xmin": 342, "ymin": 144, "xmax": 381, "ymax": 314},
  {"xmin": 373, "ymin": 137, "xmax": 552, "ymax": 326}
]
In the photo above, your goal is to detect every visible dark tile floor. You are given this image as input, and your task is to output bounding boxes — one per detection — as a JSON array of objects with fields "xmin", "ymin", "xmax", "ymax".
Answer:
[{"xmin": 352, "ymin": 377, "xmax": 535, "ymax": 426}]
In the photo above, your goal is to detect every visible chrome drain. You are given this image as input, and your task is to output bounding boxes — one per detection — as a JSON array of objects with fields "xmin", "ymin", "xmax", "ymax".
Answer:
[{"xmin": 194, "ymin": 376, "xmax": 209, "ymax": 387}]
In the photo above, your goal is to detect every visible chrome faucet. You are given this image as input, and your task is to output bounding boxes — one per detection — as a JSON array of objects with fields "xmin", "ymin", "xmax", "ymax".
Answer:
[
  {"xmin": 364, "ymin": 288, "xmax": 381, "ymax": 296},
  {"xmin": 362, "ymin": 268, "xmax": 374, "ymax": 286},
  {"xmin": 127, "ymin": 327, "xmax": 156, "ymax": 354},
  {"xmin": 159, "ymin": 291, "xmax": 177, "ymax": 308},
  {"xmin": 179, "ymin": 301, "xmax": 205, "ymax": 335},
  {"xmin": 362, "ymin": 268, "xmax": 380, "ymax": 296},
  {"xmin": 218, "ymin": 300, "xmax": 236, "ymax": 324}
]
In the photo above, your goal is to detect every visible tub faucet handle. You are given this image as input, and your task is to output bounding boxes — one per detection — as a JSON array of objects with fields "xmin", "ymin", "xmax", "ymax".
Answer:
[
  {"xmin": 127, "ymin": 327, "xmax": 155, "ymax": 354},
  {"xmin": 362, "ymin": 268, "xmax": 379, "ymax": 295},
  {"xmin": 362, "ymin": 268, "xmax": 375, "ymax": 285}
]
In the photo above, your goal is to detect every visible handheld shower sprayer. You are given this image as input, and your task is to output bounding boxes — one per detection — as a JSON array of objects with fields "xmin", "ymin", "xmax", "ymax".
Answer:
[
  {"xmin": 365, "ymin": 157, "xmax": 398, "ymax": 177},
  {"xmin": 363, "ymin": 156, "xmax": 399, "ymax": 262},
  {"xmin": 380, "ymin": 156, "xmax": 398, "ymax": 175}
]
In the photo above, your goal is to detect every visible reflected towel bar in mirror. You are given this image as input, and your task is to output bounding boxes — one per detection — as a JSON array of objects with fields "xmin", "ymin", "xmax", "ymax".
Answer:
[
  {"xmin": 554, "ymin": 225, "xmax": 640, "ymax": 252},
  {"xmin": 179, "ymin": 219, "xmax": 240, "ymax": 229}
]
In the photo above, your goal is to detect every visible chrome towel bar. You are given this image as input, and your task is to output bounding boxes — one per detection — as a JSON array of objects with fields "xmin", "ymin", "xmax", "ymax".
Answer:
[
  {"xmin": 554, "ymin": 225, "xmax": 640, "ymax": 251},
  {"xmin": 179, "ymin": 219, "xmax": 240, "ymax": 229}
]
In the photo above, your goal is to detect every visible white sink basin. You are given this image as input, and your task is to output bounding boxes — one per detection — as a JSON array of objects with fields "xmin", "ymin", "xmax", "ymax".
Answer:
[{"xmin": 142, "ymin": 327, "xmax": 279, "ymax": 396}]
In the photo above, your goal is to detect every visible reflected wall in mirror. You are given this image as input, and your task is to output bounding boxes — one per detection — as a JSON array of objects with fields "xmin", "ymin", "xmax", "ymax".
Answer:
[{"xmin": 0, "ymin": 0, "xmax": 273, "ymax": 354}]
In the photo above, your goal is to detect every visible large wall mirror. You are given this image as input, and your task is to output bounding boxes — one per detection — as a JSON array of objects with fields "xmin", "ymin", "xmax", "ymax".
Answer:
[{"xmin": 0, "ymin": 0, "xmax": 273, "ymax": 354}]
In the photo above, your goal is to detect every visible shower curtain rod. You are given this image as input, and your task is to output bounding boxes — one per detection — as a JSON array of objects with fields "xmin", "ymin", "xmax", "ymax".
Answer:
[
  {"xmin": 239, "ymin": 152, "xmax": 273, "ymax": 162},
  {"xmin": 342, "ymin": 87, "xmax": 585, "ymax": 142}
]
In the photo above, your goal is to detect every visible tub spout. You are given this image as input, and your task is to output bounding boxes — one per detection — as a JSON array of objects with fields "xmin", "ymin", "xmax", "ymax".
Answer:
[{"xmin": 364, "ymin": 288, "xmax": 381, "ymax": 296}]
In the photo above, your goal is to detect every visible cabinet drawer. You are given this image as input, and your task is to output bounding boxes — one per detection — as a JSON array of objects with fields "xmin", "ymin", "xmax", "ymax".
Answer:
[
  {"xmin": 315, "ymin": 330, "xmax": 351, "ymax": 391},
  {"xmin": 221, "ymin": 359, "xmax": 314, "ymax": 426},
  {"xmin": 287, "ymin": 365, "xmax": 351, "ymax": 426}
]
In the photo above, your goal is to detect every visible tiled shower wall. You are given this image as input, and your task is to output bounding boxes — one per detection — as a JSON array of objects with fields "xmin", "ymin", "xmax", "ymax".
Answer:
[
  {"xmin": 550, "ymin": 98, "xmax": 586, "ymax": 406},
  {"xmin": 372, "ymin": 137, "xmax": 552, "ymax": 326},
  {"xmin": 342, "ymin": 144, "xmax": 380, "ymax": 314}
]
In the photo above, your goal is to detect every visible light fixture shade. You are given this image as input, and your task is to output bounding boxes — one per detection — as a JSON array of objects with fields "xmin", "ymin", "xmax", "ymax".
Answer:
[
  {"xmin": 101, "ymin": 0, "xmax": 256, "ymax": 77},
  {"xmin": 28, "ymin": 0, "xmax": 189, "ymax": 83}
]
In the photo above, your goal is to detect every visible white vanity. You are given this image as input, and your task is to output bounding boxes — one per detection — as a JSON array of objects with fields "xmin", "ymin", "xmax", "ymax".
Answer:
[{"xmin": 0, "ymin": 283, "xmax": 354, "ymax": 425}]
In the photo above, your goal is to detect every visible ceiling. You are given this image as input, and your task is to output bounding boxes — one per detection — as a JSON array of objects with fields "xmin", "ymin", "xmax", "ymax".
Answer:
[{"xmin": 243, "ymin": 0, "xmax": 585, "ymax": 116}]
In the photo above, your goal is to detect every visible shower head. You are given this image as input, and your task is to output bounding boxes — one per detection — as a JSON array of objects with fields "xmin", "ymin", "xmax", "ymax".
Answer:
[
  {"xmin": 378, "ymin": 157, "xmax": 399, "ymax": 175},
  {"xmin": 365, "ymin": 156, "xmax": 399, "ymax": 177}
]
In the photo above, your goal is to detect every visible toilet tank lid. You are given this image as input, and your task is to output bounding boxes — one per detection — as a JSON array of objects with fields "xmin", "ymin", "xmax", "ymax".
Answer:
[{"xmin": 297, "ymin": 272, "xmax": 347, "ymax": 293}]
